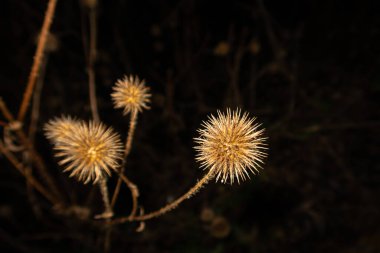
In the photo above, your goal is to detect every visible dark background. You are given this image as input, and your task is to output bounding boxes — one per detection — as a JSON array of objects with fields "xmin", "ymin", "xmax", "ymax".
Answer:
[{"xmin": 0, "ymin": 0, "xmax": 379, "ymax": 252}]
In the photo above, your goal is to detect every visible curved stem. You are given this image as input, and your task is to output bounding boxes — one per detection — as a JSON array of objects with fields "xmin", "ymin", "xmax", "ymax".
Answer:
[
  {"xmin": 111, "ymin": 110, "xmax": 138, "ymax": 210},
  {"xmin": 18, "ymin": 0, "xmax": 57, "ymax": 122},
  {"xmin": 114, "ymin": 170, "xmax": 139, "ymax": 218},
  {"xmin": 111, "ymin": 170, "xmax": 214, "ymax": 224}
]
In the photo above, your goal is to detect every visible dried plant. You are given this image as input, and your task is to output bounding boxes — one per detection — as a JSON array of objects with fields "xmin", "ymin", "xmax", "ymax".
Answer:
[
  {"xmin": 44, "ymin": 118, "xmax": 123, "ymax": 184},
  {"xmin": 112, "ymin": 108, "xmax": 267, "ymax": 224},
  {"xmin": 44, "ymin": 115, "xmax": 79, "ymax": 143},
  {"xmin": 194, "ymin": 108, "xmax": 267, "ymax": 184},
  {"xmin": 110, "ymin": 74, "xmax": 152, "ymax": 213},
  {"xmin": 111, "ymin": 75, "xmax": 151, "ymax": 115},
  {"xmin": 0, "ymin": 0, "xmax": 269, "ymax": 246}
]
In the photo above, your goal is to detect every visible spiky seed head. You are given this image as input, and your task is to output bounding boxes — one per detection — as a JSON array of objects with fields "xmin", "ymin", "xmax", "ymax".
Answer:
[
  {"xmin": 44, "ymin": 118, "xmax": 123, "ymax": 184},
  {"xmin": 194, "ymin": 108, "xmax": 267, "ymax": 184},
  {"xmin": 44, "ymin": 115, "xmax": 80, "ymax": 143},
  {"xmin": 111, "ymin": 75, "xmax": 151, "ymax": 115}
]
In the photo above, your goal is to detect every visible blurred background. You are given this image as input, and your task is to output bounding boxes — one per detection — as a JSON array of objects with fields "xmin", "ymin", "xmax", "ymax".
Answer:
[{"xmin": 0, "ymin": 0, "xmax": 379, "ymax": 252}]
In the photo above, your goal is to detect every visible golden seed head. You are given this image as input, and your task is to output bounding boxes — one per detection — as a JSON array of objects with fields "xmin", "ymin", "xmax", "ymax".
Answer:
[
  {"xmin": 194, "ymin": 108, "xmax": 267, "ymax": 184},
  {"xmin": 44, "ymin": 115, "xmax": 80, "ymax": 143},
  {"xmin": 44, "ymin": 117, "xmax": 123, "ymax": 184},
  {"xmin": 111, "ymin": 75, "xmax": 151, "ymax": 115}
]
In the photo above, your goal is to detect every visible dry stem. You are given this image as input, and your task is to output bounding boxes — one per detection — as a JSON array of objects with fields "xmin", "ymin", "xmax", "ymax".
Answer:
[
  {"xmin": 114, "ymin": 170, "xmax": 139, "ymax": 218},
  {"xmin": 17, "ymin": 0, "xmax": 58, "ymax": 122},
  {"xmin": 28, "ymin": 55, "xmax": 48, "ymax": 144},
  {"xmin": 1, "ymin": 99, "xmax": 64, "ymax": 204},
  {"xmin": 95, "ymin": 178, "xmax": 113, "ymax": 219},
  {"xmin": 111, "ymin": 110, "xmax": 138, "ymax": 212},
  {"xmin": 87, "ymin": 7, "xmax": 99, "ymax": 122},
  {"xmin": 0, "ymin": 142, "xmax": 58, "ymax": 205},
  {"xmin": 111, "ymin": 170, "xmax": 214, "ymax": 224},
  {"xmin": 0, "ymin": 98, "xmax": 14, "ymax": 122}
]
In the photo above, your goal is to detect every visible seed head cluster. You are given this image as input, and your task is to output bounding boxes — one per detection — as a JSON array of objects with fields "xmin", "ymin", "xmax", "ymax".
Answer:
[
  {"xmin": 194, "ymin": 109, "xmax": 267, "ymax": 184},
  {"xmin": 44, "ymin": 117, "xmax": 123, "ymax": 184},
  {"xmin": 111, "ymin": 75, "xmax": 151, "ymax": 115}
]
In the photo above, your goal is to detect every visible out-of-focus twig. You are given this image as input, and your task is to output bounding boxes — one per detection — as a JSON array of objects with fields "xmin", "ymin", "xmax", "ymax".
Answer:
[
  {"xmin": 111, "ymin": 110, "xmax": 139, "ymax": 218},
  {"xmin": 17, "ymin": 0, "xmax": 58, "ymax": 122},
  {"xmin": 0, "ymin": 99, "xmax": 65, "ymax": 205},
  {"xmin": 0, "ymin": 142, "xmax": 58, "ymax": 206}
]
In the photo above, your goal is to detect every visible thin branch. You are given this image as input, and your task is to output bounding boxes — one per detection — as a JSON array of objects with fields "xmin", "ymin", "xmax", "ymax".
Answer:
[
  {"xmin": 95, "ymin": 178, "xmax": 113, "ymax": 219},
  {"xmin": 28, "ymin": 54, "xmax": 48, "ymax": 144},
  {"xmin": 17, "ymin": 0, "xmax": 58, "ymax": 122},
  {"xmin": 0, "ymin": 98, "xmax": 14, "ymax": 122},
  {"xmin": 1, "ymin": 99, "xmax": 65, "ymax": 204},
  {"xmin": 114, "ymin": 170, "xmax": 139, "ymax": 218},
  {"xmin": 111, "ymin": 110, "xmax": 139, "ymax": 212},
  {"xmin": 0, "ymin": 142, "xmax": 58, "ymax": 206},
  {"xmin": 111, "ymin": 170, "xmax": 214, "ymax": 224},
  {"xmin": 88, "ymin": 7, "xmax": 99, "ymax": 122}
]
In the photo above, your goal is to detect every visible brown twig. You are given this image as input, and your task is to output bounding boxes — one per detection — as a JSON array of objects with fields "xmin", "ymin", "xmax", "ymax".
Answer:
[
  {"xmin": 24, "ymin": 165, "xmax": 43, "ymax": 218},
  {"xmin": 17, "ymin": 0, "xmax": 58, "ymax": 122},
  {"xmin": 0, "ymin": 142, "xmax": 58, "ymax": 206},
  {"xmin": 87, "ymin": 7, "xmax": 99, "ymax": 122},
  {"xmin": 111, "ymin": 110, "xmax": 139, "ymax": 213},
  {"xmin": 0, "ymin": 98, "xmax": 14, "ymax": 122},
  {"xmin": 1, "ymin": 99, "xmax": 64, "ymax": 204},
  {"xmin": 226, "ymin": 28, "xmax": 247, "ymax": 106},
  {"xmin": 114, "ymin": 170, "xmax": 139, "ymax": 218},
  {"xmin": 256, "ymin": 0, "xmax": 283, "ymax": 61},
  {"xmin": 95, "ymin": 178, "xmax": 113, "ymax": 219},
  {"xmin": 111, "ymin": 170, "xmax": 214, "ymax": 224},
  {"xmin": 28, "ymin": 55, "xmax": 48, "ymax": 144}
]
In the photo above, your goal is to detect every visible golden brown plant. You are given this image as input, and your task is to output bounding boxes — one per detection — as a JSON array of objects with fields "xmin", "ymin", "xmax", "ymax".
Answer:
[
  {"xmin": 113, "ymin": 108, "xmax": 267, "ymax": 224},
  {"xmin": 110, "ymin": 74, "xmax": 151, "ymax": 212},
  {"xmin": 18, "ymin": 0, "xmax": 58, "ymax": 122},
  {"xmin": 111, "ymin": 75, "xmax": 151, "ymax": 115},
  {"xmin": 44, "ymin": 118, "xmax": 123, "ymax": 184},
  {"xmin": 44, "ymin": 115, "xmax": 79, "ymax": 143},
  {"xmin": 194, "ymin": 108, "xmax": 267, "ymax": 184}
]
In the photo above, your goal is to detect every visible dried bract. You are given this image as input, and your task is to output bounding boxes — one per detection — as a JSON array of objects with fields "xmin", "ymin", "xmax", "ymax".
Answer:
[{"xmin": 194, "ymin": 108, "xmax": 267, "ymax": 184}]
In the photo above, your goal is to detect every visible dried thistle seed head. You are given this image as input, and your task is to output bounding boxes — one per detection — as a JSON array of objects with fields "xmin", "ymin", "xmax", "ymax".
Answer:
[
  {"xmin": 45, "ymin": 118, "xmax": 123, "ymax": 184},
  {"xmin": 44, "ymin": 115, "xmax": 80, "ymax": 143},
  {"xmin": 111, "ymin": 75, "xmax": 151, "ymax": 115},
  {"xmin": 194, "ymin": 108, "xmax": 267, "ymax": 184}
]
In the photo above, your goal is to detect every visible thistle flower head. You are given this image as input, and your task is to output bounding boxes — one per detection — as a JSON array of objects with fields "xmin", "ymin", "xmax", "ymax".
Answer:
[
  {"xmin": 111, "ymin": 75, "xmax": 151, "ymax": 115},
  {"xmin": 194, "ymin": 108, "xmax": 267, "ymax": 184},
  {"xmin": 44, "ymin": 117, "xmax": 123, "ymax": 184},
  {"xmin": 44, "ymin": 115, "xmax": 79, "ymax": 143}
]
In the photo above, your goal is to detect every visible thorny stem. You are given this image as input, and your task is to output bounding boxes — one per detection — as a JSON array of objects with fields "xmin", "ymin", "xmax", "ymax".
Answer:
[
  {"xmin": 111, "ymin": 170, "xmax": 214, "ymax": 224},
  {"xmin": 111, "ymin": 110, "xmax": 139, "ymax": 213},
  {"xmin": 17, "ymin": 0, "xmax": 57, "ymax": 122},
  {"xmin": 0, "ymin": 142, "xmax": 59, "ymax": 206}
]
